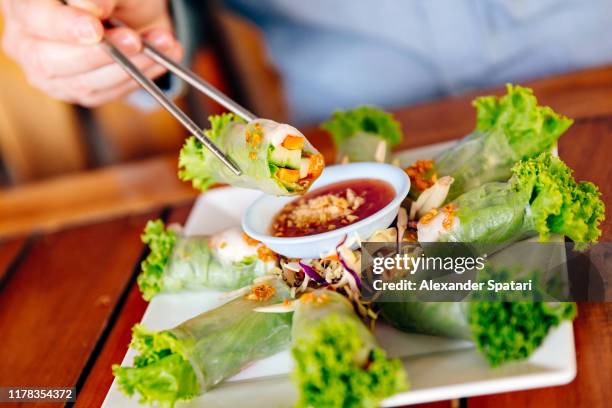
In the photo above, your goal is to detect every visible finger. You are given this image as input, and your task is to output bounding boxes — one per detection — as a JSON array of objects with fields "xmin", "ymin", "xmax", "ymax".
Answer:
[
  {"xmin": 69, "ymin": 38, "xmax": 180, "ymax": 94},
  {"xmin": 77, "ymin": 63, "xmax": 169, "ymax": 107},
  {"xmin": 14, "ymin": 27, "xmax": 141, "ymax": 79},
  {"xmin": 142, "ymin": 28, "xmax": 183, "ymax": 60},
  {"xmin": 71, "ymin": 53, "xmax": 158, "ymax": 93},
  {"xmin": 9, "ymin": 0, "xmax": 104, "ymax": 44}
]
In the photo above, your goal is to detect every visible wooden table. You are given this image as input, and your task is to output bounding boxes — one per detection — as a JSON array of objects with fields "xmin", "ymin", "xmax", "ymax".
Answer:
[{"xmin": 1, "ymin": 66, "xmax": 610, "ymax": 408}]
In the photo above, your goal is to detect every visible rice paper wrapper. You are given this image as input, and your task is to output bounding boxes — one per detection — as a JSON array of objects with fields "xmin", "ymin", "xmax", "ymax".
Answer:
[
  {"xmin": 204, "ymin": 119, "xmax": 320, "ymax": 195},
  {"xmin": 336, "ymin": 131, "xmax": 391, "ymax": 163},
  {"xmin": 169, "ymin": 279, "xmax": 292, "ymax": 391},
  {"xmin": 292, "ymin": 291, "xmax": 377, "ymax": 355},
  {"xmin": 434, "ymin": 129, "xmax": 519, "ymax": 201},
  {"xmin": 161, "ymin": 235, "xmax": 262, "ymax": 293},
  {"xmin": 380, "ymin": 301, "xmax": 473, "ymax": 340},
  {"xmin": 419, "ymin": 182, "xmax": 534, "ymax": 255}
]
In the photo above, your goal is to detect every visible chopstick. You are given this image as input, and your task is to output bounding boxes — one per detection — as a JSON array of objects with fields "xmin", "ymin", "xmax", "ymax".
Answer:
[
  {"xmin": 105, "ymin": 18, "xmax": 257, "ymax": 122},
  {"xmin": 100, "ymin": 40, "xmax": 243, "ymax": 175},
  {"xmin": 141, "ymin": 40, "xmax": 257, "ymax": 122},
  {"xmin": 59, "ymin": 0, "xmax": 244, "ymax": 176}
]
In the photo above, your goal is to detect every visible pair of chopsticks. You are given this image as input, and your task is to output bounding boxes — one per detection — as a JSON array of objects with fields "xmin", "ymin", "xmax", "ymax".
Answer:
[{"xmin": 61, "ymin": 1, "xmax": 253, "ymax": 175}]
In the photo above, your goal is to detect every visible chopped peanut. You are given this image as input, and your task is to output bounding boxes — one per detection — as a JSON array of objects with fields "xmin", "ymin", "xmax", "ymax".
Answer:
[
  {"xmin": 442, "ymin": 203, "xmax": 457, "ymax": 214},
  {"xmin": 242, "ymin": 232, "xmax": 261, "ymax": 246},
  {"xmin": 308, "ymin": 154, "xmax": 325, "ymax": 179},
  {"xmin": 277, "ymin": 168, "xmax": 301, "ymax": 183},
  {"xmin": 245, "ymin": 283, "xmax": 276, "ymax": 301},
  {"xmin": 282, "ymin": 135, "xmax": 305, "ymax": 150},
  {"xmin": 257, "ymin": 245, "xmax": 278, "ymax": 262},
  {"xmin": 419, "ymin": 208, "xmax": 438, "ymax": 225},
  {"xmin": 405, "ymin": 160, "xmax": 437, "ymax": 191},
  {"xmin": 273, "ymin": 188, "xmax": 365, "ymax": 236},
  {"xmin": 442, "ymin": 203, "xmax": 457, "ymax": 230},
  {"xmin": 299, "ymin": 292, "xmax": 329, "ymax": 305}
]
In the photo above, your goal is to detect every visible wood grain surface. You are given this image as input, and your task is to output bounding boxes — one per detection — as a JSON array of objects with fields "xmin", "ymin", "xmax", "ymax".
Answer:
[
  {"xmin": 0, "ymin": 212, "xmax": 159, "ymax": 407},
  {"xmin": 0, "ymin": 237, "xmax": 27, "ymax": 284},
  {"xmin": 0, "ymin": 156, "xmax": 197, "ymax": 239},
  {"xmin": 73, "ymin": 203, "xmax": 193, "ymax": 408},
  {"xmin": 0, "ymin": 66, "xmax": 611, "ymax": 408}
]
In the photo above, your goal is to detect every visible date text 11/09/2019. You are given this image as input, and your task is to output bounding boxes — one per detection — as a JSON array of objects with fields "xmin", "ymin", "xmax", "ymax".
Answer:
[{"xmin": 372, "ymin": 279, "xmax": 533, "ymax": 293}]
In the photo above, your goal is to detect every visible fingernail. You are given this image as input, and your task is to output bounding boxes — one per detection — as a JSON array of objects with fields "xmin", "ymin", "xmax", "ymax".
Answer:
[
  {"xmin": 150, "ymin": 32, "xmax": 173, "ymax": 50},
  {"xmin": 116, "ymin": 33, "xmax": 141, "ymax": 53},
  {"xmin": 74, "ymin": 17, "xmax": 100, "ymax": 44}
]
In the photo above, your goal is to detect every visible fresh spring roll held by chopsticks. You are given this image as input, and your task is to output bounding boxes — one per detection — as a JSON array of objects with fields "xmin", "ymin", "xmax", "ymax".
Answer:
[
  {"xmin": 179, "ymin": 113, "xmax": 325, "ymax": 195},
  {"xmin": 406, "ymin": 85, "xmax": 573, "ymax": 201},
  {"xmin": 113, "ymin": 279, "xmax": 292, "ymax": 407},
  {"xmin": 321, "ymin": 106, "xmax": 404, "ymax": 163},
  {"xmin": 291, "ymin": 290, "xmax": 408, "ymax": 408},
  {"xmin": 417, "ymin": 153, "xmax": 605, "ymax": 251},
  {"xmin": 380, "ymin": 300, "xmax": 576, "ymax": 367},
  {"xmin": 137, "ymin": 220, "xmax": 278, "ymax": 301}
]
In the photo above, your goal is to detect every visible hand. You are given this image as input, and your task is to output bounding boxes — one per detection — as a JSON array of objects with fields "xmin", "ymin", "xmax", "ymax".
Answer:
[{"xmin": 1, "ymin": 0, "xmax": 183, "ymax": 107}]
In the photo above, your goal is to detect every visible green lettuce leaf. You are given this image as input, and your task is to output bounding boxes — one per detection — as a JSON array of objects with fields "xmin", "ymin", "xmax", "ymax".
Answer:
[
  {"xmin": 112, "ymin": 325, "xmax": 199, "ymax": 407},
  {"xmin": 322, "ymin": 106, "xmax": 403, "ymax": 147},
  {"xmin": 511, "ymin": 153, "xmax": 605, "ymax": 248},
  {"xmin": 138, "ymin": 220, "xmax": 177, "ymax": 301},
  {"xmin": 468, "ymin": 302, "xmax": 577, "ymax": 366},
  {"xmin": 292, "ymin": 291, "xmax": 407, "ymax": 408},
  {"xmin": 429, "ymin": 85, "xmax": 573, "ymax": 201},
  {"xmin": 178, "ymin": 113, "xmax": 245, "ymax": 191},
  {"xmin": 114, "ymin": 280, "xmax": 293, "ymax": 406},
  {"xmin": 431, "ymin": 153, "xmax": 605, "ymax": 251},
  {"xmin": 474, "ymin": 84, "xmax": 573, "ymax": 159}
]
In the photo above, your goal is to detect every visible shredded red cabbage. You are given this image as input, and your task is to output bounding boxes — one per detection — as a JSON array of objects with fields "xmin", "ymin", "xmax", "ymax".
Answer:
[{"xmin": 299, "ymin": 261, "xmax": 328, "ymax": 286}]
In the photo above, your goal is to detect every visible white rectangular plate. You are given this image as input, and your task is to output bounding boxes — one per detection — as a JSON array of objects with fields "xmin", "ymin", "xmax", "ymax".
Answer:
[{"xmin": 104, "ymin": 141, "xmax": 576, "ymax": 407}]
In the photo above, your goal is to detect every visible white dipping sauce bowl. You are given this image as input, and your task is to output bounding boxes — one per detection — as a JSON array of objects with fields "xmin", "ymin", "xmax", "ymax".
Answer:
[{"xmin": 242, "ymin": 162, "xmax": 410, "ymax": 258}]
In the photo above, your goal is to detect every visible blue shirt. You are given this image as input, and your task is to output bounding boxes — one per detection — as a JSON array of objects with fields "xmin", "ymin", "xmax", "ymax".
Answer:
[{"xmin": 218, "ymin": 0, "xmax": 612, "ymax": 124}]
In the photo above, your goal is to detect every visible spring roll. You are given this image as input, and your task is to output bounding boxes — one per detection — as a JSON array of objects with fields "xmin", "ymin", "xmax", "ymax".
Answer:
[
  {"xmin": 322, "ymin": 105, "xmax": 404, "ymax": 163},
  {"xmin": 380, "ymin": 300, "xmax": 576, "ymax": 366},
  {"xmin": 417, "ymin": 153, "xmax": 604, "ymax": 252},
  {"xmin": 113, "ymin": 279, "xmax": 292, "ymax": 406},
  {"xmin": 179, "ymin": 114, "xmax": 324, "ymax": 195},
  {"xmin": 292, "ymin": 290, "xmax": 407, "ymax": 408},
  {"xmin": 138, "ymin": 220, "xmax": 277, "ymax": 300},
  {"xmin": 407, "ymin": 85, "xmax": 573, "ymax": 201}
]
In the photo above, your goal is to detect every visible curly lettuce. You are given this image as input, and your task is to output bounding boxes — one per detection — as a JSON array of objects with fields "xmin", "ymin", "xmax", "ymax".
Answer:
[
  {"xmin": 322, "ymin": 106, "xmax": 403, "ymax": 163},
  {"xmin": 468, "ymin": 302, "xmax": 577, "ymax": 366},
  {"xmin": 474, "ymin": 84, "xmax": 573, "ymax": 159},
  {"xmin": 413, "ymin": 84, "xmax": 573, "ymax": 200},
  {"xmin": 137, "ymin": 220, "xmax": 272, "ymax": 301},
  {"xmin": 511, "ymin": 153, "xmax": 605, "ymax": 248},
  {"xmin": 179, "ymin": 114, "xmax": 322, "ymax": 195},
  {"xmin": 419, "ymin": 153, "xmax": 605, "ymax": 250},
  {"xmin": 292, "ymin": 291, "xmax": 407, "ymax": 408},
  {"xmin": 380, "ymin": 300, "xmax": 576, "ymax": 367},
  {"xmin": 114, "ymin": 280, "xmax": 293, "ymax": 407},
  {"xmin": 113, "ymin": 325, "xmax": 199, "ymax": 407},
  {"xmin": 178, "ymin": 113, "xmax": 244, "ymax": 192},
  {"xmin": 138, "ymin": 220, "xmax": 177, "ymax": 301}
]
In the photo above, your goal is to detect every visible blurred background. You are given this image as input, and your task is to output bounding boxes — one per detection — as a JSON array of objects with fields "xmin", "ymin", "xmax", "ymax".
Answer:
[
  {"xmin": 0, "ymin": 1, "xmax": 290, "ymax": 186},
  {"xmin": 3, "ymin": 0, "xmax": 612, "ymax": 188}
]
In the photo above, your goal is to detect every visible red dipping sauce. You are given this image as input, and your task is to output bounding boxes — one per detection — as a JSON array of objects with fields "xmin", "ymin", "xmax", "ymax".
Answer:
[{"xmin": 271, "ymin": 178, "xmax": 395, "ymax": 237}]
